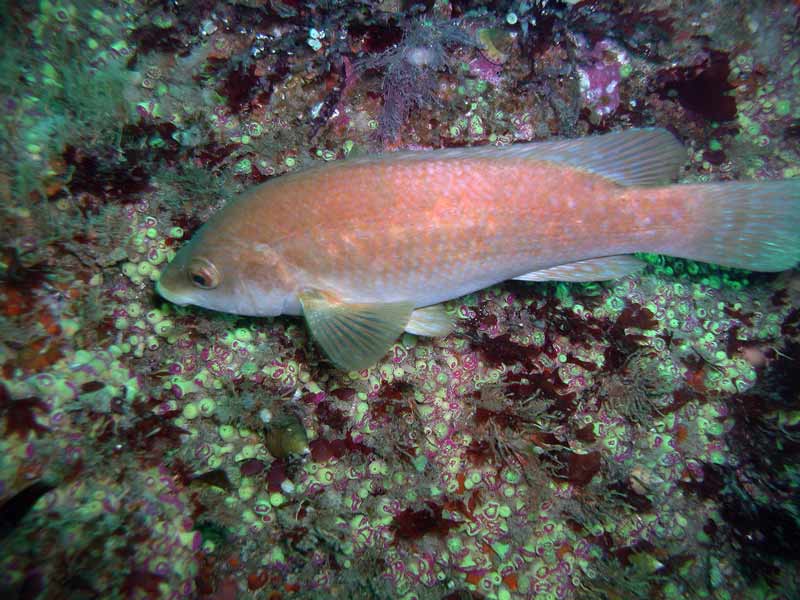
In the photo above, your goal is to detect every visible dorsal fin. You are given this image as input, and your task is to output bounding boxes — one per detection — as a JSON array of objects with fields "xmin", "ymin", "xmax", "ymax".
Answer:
[
  {"xmin": 348, "ymin": 128, "xmax": 687, "ymax": 188},
  {"xmin": 527, "ymin": 127, "xmax": 687, "ymax": 186}
]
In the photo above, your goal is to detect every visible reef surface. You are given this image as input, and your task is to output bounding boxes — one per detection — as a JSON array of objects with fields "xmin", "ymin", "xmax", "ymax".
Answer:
[{"xmin": 1, "ymin": 1, "xmax": 799, "ymax": 599}]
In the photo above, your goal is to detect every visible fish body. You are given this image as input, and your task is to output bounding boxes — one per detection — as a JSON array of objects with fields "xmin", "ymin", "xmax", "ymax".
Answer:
[{"xmin": 157, "ymin": 128, "xmax": 800, "ymax": 370}]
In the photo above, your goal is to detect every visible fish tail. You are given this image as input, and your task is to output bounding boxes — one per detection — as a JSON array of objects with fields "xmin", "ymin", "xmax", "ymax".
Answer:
[{"xmin": 663, "ymin": 179, "xmax": 800, "ymax": 272}]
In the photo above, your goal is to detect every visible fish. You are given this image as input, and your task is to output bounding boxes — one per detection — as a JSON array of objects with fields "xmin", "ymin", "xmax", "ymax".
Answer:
[{"xmin": 156, "ymin": 128, "xmax": 800, "ymax": 371}]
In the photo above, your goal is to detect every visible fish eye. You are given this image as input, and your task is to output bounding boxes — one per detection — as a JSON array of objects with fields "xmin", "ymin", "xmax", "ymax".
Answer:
[{"xmin": 187, "ymin": 258, "xmax": 220, "ymax": 289}]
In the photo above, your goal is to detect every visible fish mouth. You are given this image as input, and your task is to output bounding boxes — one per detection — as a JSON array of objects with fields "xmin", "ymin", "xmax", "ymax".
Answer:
[{"xmin": 155, "ymin": 279, "xmax": 190, "ymax": 306}]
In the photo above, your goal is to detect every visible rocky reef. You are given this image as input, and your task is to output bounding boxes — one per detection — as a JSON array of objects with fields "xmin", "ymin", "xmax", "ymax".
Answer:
[{"xmin": 1, "ymin": 1, "xmax": 799, "ymax": 598}]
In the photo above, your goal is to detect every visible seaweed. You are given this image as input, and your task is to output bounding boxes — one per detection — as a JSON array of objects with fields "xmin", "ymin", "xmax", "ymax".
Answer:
[
  {"xmin": 1, "ymin": 19, "xmax": 134, "ymax": 207},
  {"xmin": 597, "ymin": 351, "xmax": 676, "ymax": 425},
  {"xmin": 576, "ymin": 553, "xmax": 667, "ymax": 600},
  {"xmin": 0, "ymin": 382, "xmax": 50, "ymax": 439},
  {"xmin": 680, "ymin": 342, "xmax": 800, "ymax": 581},
  {"xmin": 217, "ymin": 60, "xmax": 271, "ymax": 114},
  {"xmin": 358, "ymin": 18, "xmax": 474, "ymax": 143},
  {"xmin": 390, "ymin": 501, "xmax": 460, "ymax": 542},
  {"xmin": 309, "ymin": 433, "xmax": 373, "ymax": 462},
  {"xmin": 655, "ymin": 50, "xmax": 737, "ymax": 122}
]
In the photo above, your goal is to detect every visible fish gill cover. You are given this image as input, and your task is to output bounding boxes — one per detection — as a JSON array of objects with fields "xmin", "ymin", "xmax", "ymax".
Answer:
[{"xmin": 0, "ymin": 0, "xmax": 799, "ymax": 599}]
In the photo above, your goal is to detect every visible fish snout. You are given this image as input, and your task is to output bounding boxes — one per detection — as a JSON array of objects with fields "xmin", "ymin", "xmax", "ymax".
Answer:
[
  {"xmin": 155, "ymin": 263, "xmax": 194, "ymax": 307},
  {"xmin": 155, "ymin": 278, "xmax": 190, "ymax": 306}
]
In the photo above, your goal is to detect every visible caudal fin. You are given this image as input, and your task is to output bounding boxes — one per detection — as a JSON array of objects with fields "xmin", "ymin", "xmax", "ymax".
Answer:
[{"xmin": 667, "ymin": 179, "xmax": 800, "ymax": 272}]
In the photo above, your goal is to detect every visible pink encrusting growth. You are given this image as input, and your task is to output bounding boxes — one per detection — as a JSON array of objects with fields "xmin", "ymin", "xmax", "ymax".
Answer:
[{"xmin": 156, "ymin": 128, "xmax": 800, "ymax": 370}]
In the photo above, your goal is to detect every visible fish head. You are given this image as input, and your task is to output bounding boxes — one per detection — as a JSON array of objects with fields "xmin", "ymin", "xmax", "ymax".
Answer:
[{"xmin": 156, "ymin": 218, "xmax": 292, "ymax": 317}]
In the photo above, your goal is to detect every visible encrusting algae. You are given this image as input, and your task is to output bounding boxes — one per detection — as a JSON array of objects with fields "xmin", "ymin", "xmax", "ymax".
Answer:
[{"xmin": 156, "ymin": 128, "xmax": 800, "ymax": 371}]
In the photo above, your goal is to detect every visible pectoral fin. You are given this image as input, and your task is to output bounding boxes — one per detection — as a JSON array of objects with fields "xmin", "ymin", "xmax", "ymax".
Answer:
[
  {"xmin": 299, "ymin": 290, "xmax": 414, "ymax": 371},
  {"xmin": 513, "ymin": 255, "xmax": 646, "ymax": 282}
]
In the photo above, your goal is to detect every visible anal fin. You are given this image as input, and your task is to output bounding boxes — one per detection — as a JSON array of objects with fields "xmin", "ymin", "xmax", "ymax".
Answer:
[{"xmin": 513, "ymin": 255, "xmax": 646, "ymax": 282}]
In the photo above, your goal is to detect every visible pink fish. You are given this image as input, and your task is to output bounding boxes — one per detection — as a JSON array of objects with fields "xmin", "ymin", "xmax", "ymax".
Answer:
[{"xmin": 156, "ymin": 128, "xmax": 800, "ymax": 370}]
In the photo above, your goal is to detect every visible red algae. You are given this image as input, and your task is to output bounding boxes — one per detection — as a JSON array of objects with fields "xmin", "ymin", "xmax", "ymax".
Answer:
[{"xmin": 391, "ymin": 502, "xmax": 460, "ymax": 542}]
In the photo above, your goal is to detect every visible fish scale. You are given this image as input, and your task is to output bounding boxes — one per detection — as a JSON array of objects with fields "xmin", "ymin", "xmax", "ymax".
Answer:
[{"xmin": 275, "ymin": 159, "xmax": 622, "ymax": 304}]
